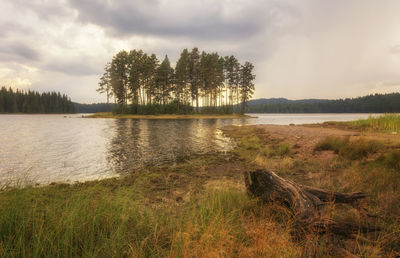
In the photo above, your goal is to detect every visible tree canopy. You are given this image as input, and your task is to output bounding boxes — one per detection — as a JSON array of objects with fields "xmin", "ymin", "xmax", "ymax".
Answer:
[
  {"xmin": 98, "ymin": 47, "xmax": 256, "ymax": 114},
  {"xmin": 0, "ymin": 87, "xmax": 75, "ymax": 113}
]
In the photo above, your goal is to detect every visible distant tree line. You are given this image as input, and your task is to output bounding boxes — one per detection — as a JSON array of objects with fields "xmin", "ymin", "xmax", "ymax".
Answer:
[
  {"xmin": 74, "ymin": 103, "xmax": 116, "ymax": 113},
  {"xmin": 0, "ymin": 87, "xmax": 75, "ymax": 113},
  {"xmin": 97, "ymin": 48, "xmax": 256, "ymax": 114},
  {"xmin": 246, "ymin": 93, "xmax": 400, "ymax": 113}
]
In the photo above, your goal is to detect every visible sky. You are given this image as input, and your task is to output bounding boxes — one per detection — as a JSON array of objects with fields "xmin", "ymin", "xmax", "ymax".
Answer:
[{"xmin": 1, "ymin": 0, "xmax": 400, "ymax": 103}]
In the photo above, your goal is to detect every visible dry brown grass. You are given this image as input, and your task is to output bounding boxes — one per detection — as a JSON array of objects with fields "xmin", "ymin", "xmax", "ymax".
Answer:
[{"xmin": 223, "ymin": 125, "xmax": 400, "ymax": 256}]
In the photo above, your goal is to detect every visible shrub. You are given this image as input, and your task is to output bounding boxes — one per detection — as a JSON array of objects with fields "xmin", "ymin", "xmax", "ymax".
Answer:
[
  {"xmin": 277, "ymin": 143, "xmax": 291, "ymax": 156},
  {"xmin": 239, "ymin": 136, "xmax": 261, "ymax": 150}
]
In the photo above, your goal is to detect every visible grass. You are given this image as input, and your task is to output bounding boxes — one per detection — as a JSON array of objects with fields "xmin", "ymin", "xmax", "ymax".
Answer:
[
  {"xmin": 0, "ymin": 183, "xmax": 300, "ymax": 257},
  {"xmin": 224, "ymin": 125, "xmax": 400, "ymax": 255},
  {"xmin": 377, "ymin": 150, "xmax": 400, "ymax": 169},
  {"xmin": 85, "ymin": 112, "xmax": 253, "ymax": 120},
  {"xmin": 350, "ymin": 114, "xmax": 400, "ymax": 132},
  {"xmin": 323, "ymin": 113, "xmax": 400, "ymax": 133},
  {"xmin": 2, "ymin": 122, "xmax": 400, "ymax": 256},
  {"xmin": 314, "ymin": 136, "xmax": 383, "ymax": 160}
]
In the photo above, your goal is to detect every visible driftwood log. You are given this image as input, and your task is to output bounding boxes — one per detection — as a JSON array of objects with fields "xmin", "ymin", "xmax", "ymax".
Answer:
[{"xmin": 244, "ymin": 169, "xmax": 379, "ymax": 236}]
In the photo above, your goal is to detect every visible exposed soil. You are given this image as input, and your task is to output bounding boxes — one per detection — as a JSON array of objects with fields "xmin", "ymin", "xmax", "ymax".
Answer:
[{"xmin": 139, "ymin": 123, "xmax": 399, "ymax": 208}]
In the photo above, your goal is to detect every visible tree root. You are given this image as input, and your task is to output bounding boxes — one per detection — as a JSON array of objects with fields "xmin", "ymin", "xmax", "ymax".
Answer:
[{"xmin": 244, "ymin": 169, "xmax": 380, "ymax": 237}]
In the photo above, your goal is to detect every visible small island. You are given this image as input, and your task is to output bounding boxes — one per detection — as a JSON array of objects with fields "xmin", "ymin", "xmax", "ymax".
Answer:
[{"xmin": 95, "ymin": 47, "xmax": 255, "ymax": 116}]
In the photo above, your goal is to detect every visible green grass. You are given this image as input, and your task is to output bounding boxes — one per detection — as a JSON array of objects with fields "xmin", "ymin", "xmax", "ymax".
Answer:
[
  {"xmin": 314, "ymin": 136, "xmax": 383, "ymax": 160},
  {"xmin": 376, "ymin": 150, "xmax": 400, "ymax": 169},
  {"xmin": 2, "ymin": 123, "xmax": 399, "ymax": 257},
  {"xmin": 351, "ymin": 114, "xmax": 400, "ymax": 132},
  {"xmin": 238, "ymin": 135, "xmax": 261, "ymax": 150},
  {"xmin": 0, "ymin": 183, "xmax": 300, "ymax": 257},
  {"xmin": 333, "ymin": 114, "xmax": 400, "ymax": 133}
]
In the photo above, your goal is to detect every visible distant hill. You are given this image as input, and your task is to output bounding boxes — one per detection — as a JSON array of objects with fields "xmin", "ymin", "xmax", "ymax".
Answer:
[
  {"xmin": 246, "ymin": 98, "xmax": 329, "ymax": 106},
  {"xmin": 246, "ymin": 93, "xmax": 400, "ymax": 113},
  {"xmin": 74, "ymin": 93, "xmax": 400, "ymax": 114},
  {"xmin": 74, "ymin": 103, "xmax": 116, "ymax": 113}
]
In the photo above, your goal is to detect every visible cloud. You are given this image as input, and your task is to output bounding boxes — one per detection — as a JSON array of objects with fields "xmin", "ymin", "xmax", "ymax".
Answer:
[
  {"xmin": 390, "ymin": 44, "xmax": 400, "ymax": 54},
  {"xmin": 1, "ymin": 0, "xmax": 400, "ymax": 103},
  {"xmin": 67, "ymin": 0, "xmax": 288, "ymax": 40},
  {"xmin": 0, "ymin": 42, "xmax": 41, "ymax": 62},
  {"xmin": 44, "ymin": 61, "xmax": 98, "ymax": 76}
]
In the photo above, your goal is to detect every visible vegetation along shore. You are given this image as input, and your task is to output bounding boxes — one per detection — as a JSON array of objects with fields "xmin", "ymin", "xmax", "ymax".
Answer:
[
  {"xmin": 0, "ymin": 114, "xmax": 399, "ymax": 256},
  {"xmin": 85, "ymin": 112, "xmax": 253, "ymax": 119}
]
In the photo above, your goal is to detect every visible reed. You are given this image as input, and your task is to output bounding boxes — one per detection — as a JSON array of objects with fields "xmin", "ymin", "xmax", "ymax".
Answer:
[{"xmin": 349, "ymin": 114, "xmax": 400, "ymax": 132}]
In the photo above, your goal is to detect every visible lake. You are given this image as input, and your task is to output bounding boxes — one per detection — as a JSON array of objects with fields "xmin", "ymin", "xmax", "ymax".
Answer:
[{"xmin": 0, "ymin": 113, "xmax": 377, "ymax": 185}]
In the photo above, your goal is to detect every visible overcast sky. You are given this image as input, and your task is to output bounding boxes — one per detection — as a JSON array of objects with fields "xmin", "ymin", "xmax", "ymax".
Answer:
[{"xmin": 1, "ymin": 0, "xmax": 400, "ymax": 103}]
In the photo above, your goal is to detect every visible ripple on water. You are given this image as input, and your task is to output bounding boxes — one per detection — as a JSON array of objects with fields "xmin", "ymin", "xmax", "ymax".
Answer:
[{"xmin": 0, "ymin": 113, "xmax": 377, "ymax": 185}]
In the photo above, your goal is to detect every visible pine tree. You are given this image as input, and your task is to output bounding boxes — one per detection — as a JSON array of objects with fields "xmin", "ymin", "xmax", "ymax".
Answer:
[
  {"xmin": 97, "ymin": 62, "xmax": 113, "ymax": 104},
  {"xmin": 110, "ymin": 50, "xmax": 129, "ymax": 107},
  {"xmin": 239, "ymin": 62, "xmax": 256, "ymax": 114},
  {"xmin": 175, "ymin": 49, "xmax": 190, "ymax": 113},
  {"xmin": 156, "ymin": 55, "xmax": 174, "ymax": 108},
  {"xmin": 189, "ymin": 47, "xmax": 201, "ymax": 112}
]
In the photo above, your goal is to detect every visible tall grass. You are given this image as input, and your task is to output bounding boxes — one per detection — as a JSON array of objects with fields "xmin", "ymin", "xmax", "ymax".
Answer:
[
  {"xmin": 0, "ymin": 182, "xmax": 300, "ymax": 257},
  {"xmin": 314, "ymin": 136, "xmax": 383, "ymax": 160},
  {"xmin": 226, "ymin": 126, "xmax": 400, "ymax": 255},
  {"xmin": 350, "ymin": 114, "xmax": 400, "ymax": 132}
]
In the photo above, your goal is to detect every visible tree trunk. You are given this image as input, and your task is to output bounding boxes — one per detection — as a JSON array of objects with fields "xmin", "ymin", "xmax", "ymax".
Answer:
[{"xmin": 244, "ymin": 169, "xmax": 379, "ymax": 236}]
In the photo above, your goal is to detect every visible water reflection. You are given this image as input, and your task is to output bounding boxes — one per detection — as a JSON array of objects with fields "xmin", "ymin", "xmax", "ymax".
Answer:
[
  {"xmin": 0, "ymin": 113, "xmax": 380, "ymax": 185},
  {"xmin": 107, "ymin": 119, "xmax": 235, "ymax": 174}
]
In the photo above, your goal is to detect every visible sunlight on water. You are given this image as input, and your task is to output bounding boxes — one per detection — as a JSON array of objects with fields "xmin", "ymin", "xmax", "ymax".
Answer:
[{"xmin": 0, "ymin": 113, "xmax": 378, "ymax": 185}]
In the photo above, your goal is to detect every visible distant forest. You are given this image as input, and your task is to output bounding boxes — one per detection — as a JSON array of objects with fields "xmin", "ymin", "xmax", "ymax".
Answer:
[
  {"xmin": 0, "ymin": 87, "xmax": 75, "ymax": 113},
  {"xmin": 246, "ymin": 93, "xmax": 400, "ymax": 113},
  {"xmin": 97, "ymin": 48, "xmax": 256, "ymax": 114},
  {"xmin": 74, "ymin": 103, "xmax": 116, "ymax": 113}
]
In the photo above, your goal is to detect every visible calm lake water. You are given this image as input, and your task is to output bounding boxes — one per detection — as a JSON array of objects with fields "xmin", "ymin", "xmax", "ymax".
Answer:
[{"xmin": 0, "ymin": 113, "xmax": 378, "ymax": 185}]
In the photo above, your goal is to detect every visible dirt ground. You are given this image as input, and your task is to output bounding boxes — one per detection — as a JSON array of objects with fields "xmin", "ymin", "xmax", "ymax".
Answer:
[
  {"xmin": 227, "ymin": 124, "xmax": 398, "ymax": 157},
  {"xmin": 142, "ymin": 123, "xmax": 399, "ymax": 206}
]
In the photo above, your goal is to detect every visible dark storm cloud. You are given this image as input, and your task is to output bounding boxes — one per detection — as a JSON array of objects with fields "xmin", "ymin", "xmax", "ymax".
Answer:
[
  {"xmin": 0, "ymin": 42, "xmax": 41, "ymax": 62},
  {"xmin": 67, "ymin": 0, "xmax": 271, "ymax": 40}
]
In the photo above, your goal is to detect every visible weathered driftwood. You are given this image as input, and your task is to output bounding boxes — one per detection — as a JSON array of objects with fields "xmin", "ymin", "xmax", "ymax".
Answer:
[{"xmin": 244, "ymin": 169, "xmax": 379, "ymax": 236}]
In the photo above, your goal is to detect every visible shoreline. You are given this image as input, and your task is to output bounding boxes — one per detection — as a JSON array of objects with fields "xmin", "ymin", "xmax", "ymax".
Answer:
[
  {"xmin": 84, "ymin": 112, "xmax": 255, "ymax": 119},
  {"xmin": 1, "ymin": 116, "xmax": 399, "ymax": 256}
]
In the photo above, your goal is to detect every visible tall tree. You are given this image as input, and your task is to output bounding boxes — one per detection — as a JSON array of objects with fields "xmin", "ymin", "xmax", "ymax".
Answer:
[
  {"xmin": 175, "ymin": 48, "xmax": 190, "ymax": 112},
  {"xmin": 127, "ymin": 49, "xmax": 145, "ymax": 106},
  {"xmin": 97, "ymin": 62, "xmax": 113, "ymax": 104},
  {"xmin": 224, "ymin": 55, "xmax": 240, "ymax": 107},
  {"xmin": 156, "ymin": 55, "xmax": 174, "ymax": 107},
  {"xmin": 110, "ymin": 50, "xmax": 129, "ymax": 106},
  {"xmin": 239, "ymin": 61, "xmax": 256, "ymax": 113},
  {"xmin": 189, "ymin": 47, "xmax": 201, "ymax": 112},
  {"xmin": 143, "ymin": 54, "xmax": 159, "ymax": 105}
]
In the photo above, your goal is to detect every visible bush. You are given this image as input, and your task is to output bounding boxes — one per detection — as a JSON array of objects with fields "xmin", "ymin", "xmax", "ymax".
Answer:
[
  {"xmin": 277, "ymin": 143, "xmax": 291, "ymax": 156},
  {"xmin": 239, "ymin": 136, "xmax": 261, "ymax": 150}
]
